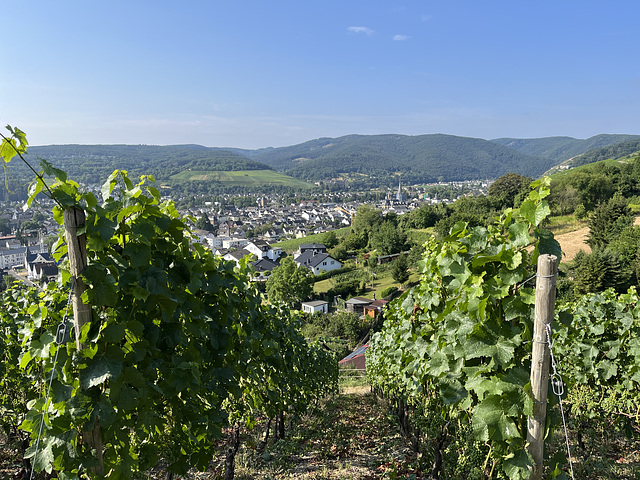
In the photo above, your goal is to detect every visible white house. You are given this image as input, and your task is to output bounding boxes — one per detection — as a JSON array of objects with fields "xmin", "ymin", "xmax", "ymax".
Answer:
[
  {"xmin": 246, "ymin": 240, "xmax": 282, "ymax": 262},
  {"xmin": 301, "ymin": 300, "xmax": 329, "ymax": 314},
  {"xmin": 294, "ymin": 251, "xmax": 342, "ymax": 275},
  {"xmin": 223, "ymin": 248, "xmax": 254, "ymax": 266},
  {"xmin": 28, "ymin": 263, "xmax": 58, "ymax": 282},
  {"xmin": 0, "ymin": 247, "xmax": 27, "ymax": 269},
  {"xmin": 221, "ymin": 237, "xmax": 249, "ymax": 250}
]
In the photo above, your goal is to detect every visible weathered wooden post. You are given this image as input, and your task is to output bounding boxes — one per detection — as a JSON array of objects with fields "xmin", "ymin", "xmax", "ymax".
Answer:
[
  {"xmin": 526, "ymin": 254, "xmax": 558, "ymax": 480},
  {"xmin": 63, "ymin": 206, "xmax": 104, "ymax": 475},
  {"xmin": 63, "ymin": 207, "xmax": 91, "ymax": 350}
]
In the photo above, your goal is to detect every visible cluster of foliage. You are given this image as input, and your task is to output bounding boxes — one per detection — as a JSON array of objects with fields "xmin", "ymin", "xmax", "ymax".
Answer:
[
  {"xmin": 0, "ymin": 127, "xmax": 338, "ymax": 478},
  {"xmin": 393, "ymin": 173, "xmax": 532, "ymax": 242},
  {"xmin": 265, "ymin": 256, "xmax": 313, "ymax": 307},
  {"xmin": 555, "ymin": 287, "xmax": 640, "ymax": 419},
  {"xmin": 550, "ymin": 156, "xmax": 640, "ymax": 213},
  {"xmin": 549, "ymin": 156, "xmax": 640, "ymax": 300},
  {"xmin": 301, "ymin": 311, "xmax": 374, "ymax": 360},
  {"xmin": 367, "ymin": 172, "xmax": 640, "ymax": 477},
  {"xmin": 366, "ymin": 179, "xmax": 563, "ymax": 479},
  {"xmin": 550, "ymin": 288, "xmax": 640, "ymax": 477},
  {"xmin": 330, "ymin": 205, "xmax": 409, "ymax": 258},
  {"xmin": 379, "ymin": 285, "xmax": 398, "ymax": 298}
]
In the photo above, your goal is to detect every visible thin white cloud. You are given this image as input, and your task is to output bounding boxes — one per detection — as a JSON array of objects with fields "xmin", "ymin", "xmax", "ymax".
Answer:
[
  {"xmin": 347, "ymin": 26, "xmax": 374, "ymax": 35},
  {"xmin": 421, "ymin": 15, "xmax": 432, "ymax": 22},
  {"xmin": 393, "ymin": 35, "xmax": 409, "ymax": 41}
]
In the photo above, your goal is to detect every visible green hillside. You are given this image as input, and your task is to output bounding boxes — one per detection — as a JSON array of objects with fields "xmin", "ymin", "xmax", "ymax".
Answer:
[
  {"xmin": 491, "ymin": 134, "xmax": 640, "ymax": 164},
  {"xmin": 2, "ymin": 144, "xmax": 293, "ymax": 200},
  {"xmin": 567, "ymin": 138, "xmax": 640, "ymax": 168},
  {"xmin": 24, "ymin": 144, "xmax": 270, "ymax": 185},
  {"xmin": 241, "ymin": 133, "xmax": 553, "ymax": 187},
  {"xmin": 4, "ymin": 132, "xmax": 637, "ymax": 202},
  {"xmin": 169, "ymin": 169, "xmax": 312, "ymax": 188}
]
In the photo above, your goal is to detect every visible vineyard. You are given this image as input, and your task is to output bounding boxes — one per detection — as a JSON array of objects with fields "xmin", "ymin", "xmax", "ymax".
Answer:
[
  {"xmin": 0, "ymin": 128, "xmax": 338, "ymax": 479},
  {"xmin": 365, "ymin": 179, "xmax": 640, "ymax": 478},
  {"xmin": 1, "ymin": 126, "xmax": 640, "ymax": 479}
]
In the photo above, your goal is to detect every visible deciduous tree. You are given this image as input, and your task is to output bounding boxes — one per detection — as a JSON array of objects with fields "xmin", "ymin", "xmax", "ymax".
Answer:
[
  {"xmin": 370, "ymin": 220, "xmax": 407, "ymax": 256},
  {"xmin": 266, "ymin": 256, "xmax": 312, "ymax": 306},
  {"xmin": 352, "ymin": 205, "xmax": 381, "ymax": 235},
  {"xmin": 195, "ymin": 211, "xmax": 214, "ymax": 231},
  {"xmin": 488, "ymin": 172, "xmax": 532, "ymax": 208}
]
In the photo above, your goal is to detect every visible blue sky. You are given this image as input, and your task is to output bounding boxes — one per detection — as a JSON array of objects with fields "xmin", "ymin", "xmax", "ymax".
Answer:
[{"xmin": 2, "ymin": 1, "xmax": 639, "ymax": 148}]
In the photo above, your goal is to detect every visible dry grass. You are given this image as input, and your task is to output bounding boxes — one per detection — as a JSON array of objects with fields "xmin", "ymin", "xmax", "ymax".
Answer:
[
  {"xmin": 555, "ymin": 226, "xmax": 591, "ymax": 262},
  {"xmin": 550, "ymin": 215, "xmax": 640, "ymax": 263}
]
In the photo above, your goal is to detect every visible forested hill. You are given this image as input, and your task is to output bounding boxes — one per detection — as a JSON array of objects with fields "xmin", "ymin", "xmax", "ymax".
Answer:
[
  {"xmin": 564, "ymin": 137, "xmax": 640, "ymax": 168},
  {"xmin": 233, "ymin": 133, "xmax": 553, "ymax": 186},
  {"xmin": 24, "ymin": 144, "xmax": 272, "ymax": 185},
  {"xmin": 491, "ymin": 134, "xmax": 640, "ymax": 164},
  {"xmin": 13, "ymin": 133, "xmax": 639, "ymax": 193}
]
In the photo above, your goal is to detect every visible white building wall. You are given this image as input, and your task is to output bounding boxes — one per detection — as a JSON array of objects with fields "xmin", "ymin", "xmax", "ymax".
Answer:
[{"xmin": 222, "ymin": 238, "xmax": 249, "ymax": 249}]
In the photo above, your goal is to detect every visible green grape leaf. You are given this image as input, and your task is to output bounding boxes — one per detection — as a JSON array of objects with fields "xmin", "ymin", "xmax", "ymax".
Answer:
[
  {"xmin": 503, "ymin": 449, "xmax": 532, "ymax": 479},
  {"xmin": 79, "ymin": 353, "xmax": 123, "ymax": 389},
  {"xmin": 508, "ymin": 222, "xmax": 531, "ymax": 247}
]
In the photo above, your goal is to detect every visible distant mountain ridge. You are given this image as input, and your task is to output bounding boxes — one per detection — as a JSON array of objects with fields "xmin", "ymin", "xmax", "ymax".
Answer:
[
  {"xmin": 23, "ymin": 144, "xmax": 271, "ymax": 185},
  {"xmin": 16, "ymin": 133, "xmax": 639, "ymax": 192},
  {"xmin": 491, "ymin": 134, "xmax": 640, "ymax": 164},
  {"xmin": 564, "ymin": 138, "xmax": 640, "ymax": 168},
  {"xmin": 230, "ymin": 134, "xmax": 553, "ymax": 186}
]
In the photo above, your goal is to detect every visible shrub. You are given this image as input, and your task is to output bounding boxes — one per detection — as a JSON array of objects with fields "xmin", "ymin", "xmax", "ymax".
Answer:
[{"xmin": 380, "ymin": 286, "xmax": 398, "ymax": 299}]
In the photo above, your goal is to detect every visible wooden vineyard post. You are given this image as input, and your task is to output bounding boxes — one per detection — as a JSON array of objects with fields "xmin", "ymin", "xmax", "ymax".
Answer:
[
  {"xmin": 64, "ymin": 206, "xmax": 104, "ymax": 475},
  {"xmin": 526, "ymin": 254, "xmax": 559, "ymax": 480},
  {"xmin": 63, "ymin": 207, "xmax": 91, "ymax": 351}
]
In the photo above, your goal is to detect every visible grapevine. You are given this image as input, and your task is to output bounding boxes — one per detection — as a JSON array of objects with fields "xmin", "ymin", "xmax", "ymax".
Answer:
[
  {"xmin": 0, "ymin": 126, "xmax": 338, "ymax": 478},
  {"xmin": 367, "ymin": 178, "xmax": 561, "ymax": 479}
]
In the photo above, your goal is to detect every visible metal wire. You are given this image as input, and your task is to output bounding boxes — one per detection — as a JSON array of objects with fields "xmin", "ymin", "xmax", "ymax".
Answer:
[
  {"xmin": 30, "ymin": 277, "xmax": 75, "ymax": 480},
  {"xmin": 540, "ymin": 317, "xmax": 576, "ymax": 480},
  {"xmin": 517, "ymin": 272, "xmax": 557, "ymax": 291}
]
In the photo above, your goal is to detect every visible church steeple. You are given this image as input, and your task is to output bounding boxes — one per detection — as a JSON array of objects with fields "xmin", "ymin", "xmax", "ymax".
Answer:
[{"xmin": 395, "ymin": 179, "xmax": 404, "ymax": 203}]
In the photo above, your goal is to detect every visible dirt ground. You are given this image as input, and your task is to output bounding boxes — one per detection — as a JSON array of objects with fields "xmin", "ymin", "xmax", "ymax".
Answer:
[
  {"xmin": 550, "ymin": 215, "xmax": 640, "ymax": 262},
  {"xmin": 554, "ymin": 226, "xmax": 591, "ymax": 262}
]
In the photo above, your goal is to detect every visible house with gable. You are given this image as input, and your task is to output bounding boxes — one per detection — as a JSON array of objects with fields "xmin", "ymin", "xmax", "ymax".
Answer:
[
  {"xmin": 246, "ymin": 239, "xmax": 282, "ymax": 262},
  {"xmin": 223, "ymin": 248, "xmax": 254, "ymax": 266},
  {"xmin": 29, "ymin": 263, "xmax": 59, "ymax": 283},
  {"xmin": 294, "ymin": 251, "xmax": 341, "ymax": 275},
  {"xmin": 294, "ymin": 243, "xmax": 327, "ymax": 259},
  {"xmin": 25, "ymin": 249, "xmax": 58, "ymax": 282}
]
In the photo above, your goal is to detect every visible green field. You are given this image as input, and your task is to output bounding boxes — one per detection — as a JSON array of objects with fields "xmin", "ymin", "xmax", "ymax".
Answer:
[
  {"xmin": 169, "ymin": 169, "xmax": 313, "ymax": 188},
  {"xmin": 406, "ymin": 228, "xmax": 433, "ymax": 246},
  {"xmin": 274, "ymin": 227, "xmax": 351, "ymax": 252}
]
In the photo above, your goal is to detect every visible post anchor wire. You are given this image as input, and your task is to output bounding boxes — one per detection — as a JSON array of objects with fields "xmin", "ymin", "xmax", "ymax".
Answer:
[{"xmin": 29, "ymin": 277, "xmax": 75, "ymax": 480}]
